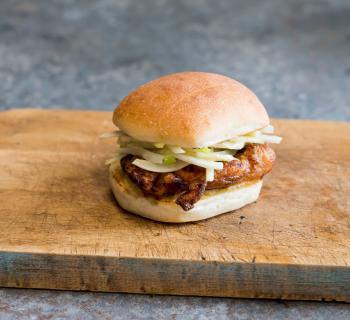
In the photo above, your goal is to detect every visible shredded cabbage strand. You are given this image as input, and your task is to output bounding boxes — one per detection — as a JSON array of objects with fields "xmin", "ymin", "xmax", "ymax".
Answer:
[{"xmin": 103, "ymin": 125, "xmax": 282, "ymax": 181}]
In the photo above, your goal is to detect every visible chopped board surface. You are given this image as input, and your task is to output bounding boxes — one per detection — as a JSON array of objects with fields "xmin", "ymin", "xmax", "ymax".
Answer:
[{"xmin": 0, "ymin": 109, "xmax": 349, "ymax": 301}]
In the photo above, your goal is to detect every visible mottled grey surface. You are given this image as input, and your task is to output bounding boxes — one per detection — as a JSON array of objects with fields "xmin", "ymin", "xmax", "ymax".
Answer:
[
  {"xmin": 0, "ymin": 0, "xmax": 349, "ymax": 120},
  {"xmin": 1, "ymin": 0, "xmax": 350, "ymax": 319},
  {"xmin": 1, "ymin": 289, "xmax": 350, "ymax": 320}
]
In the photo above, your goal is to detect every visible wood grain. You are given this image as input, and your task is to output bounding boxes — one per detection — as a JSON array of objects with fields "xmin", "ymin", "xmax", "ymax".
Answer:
[{"xmin": 0, "ymin": 108, "xmax": 349, "ymax": 301}]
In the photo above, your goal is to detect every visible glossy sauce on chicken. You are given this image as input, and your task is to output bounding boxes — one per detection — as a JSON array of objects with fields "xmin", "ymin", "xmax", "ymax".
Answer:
[{"xmin": 120, "ymin": 144, "xmax": 275, "ymax": 211}]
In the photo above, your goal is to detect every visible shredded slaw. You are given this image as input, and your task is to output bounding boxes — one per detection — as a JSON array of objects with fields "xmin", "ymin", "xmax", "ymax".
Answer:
[{"xmin": 102, "ymin": 125, "xmax": 282, "ymax": 182}]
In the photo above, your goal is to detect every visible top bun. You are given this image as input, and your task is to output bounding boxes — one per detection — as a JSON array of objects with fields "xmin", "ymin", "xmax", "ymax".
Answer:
[{"xmin": 114, "ymin": 72, "xmax": 269, "ymax": 148}]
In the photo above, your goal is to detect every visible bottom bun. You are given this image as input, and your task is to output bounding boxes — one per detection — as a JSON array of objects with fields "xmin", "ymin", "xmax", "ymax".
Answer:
[{"xmin": 109, "ymin": 162, "xmax": 262, "ymax": 223}]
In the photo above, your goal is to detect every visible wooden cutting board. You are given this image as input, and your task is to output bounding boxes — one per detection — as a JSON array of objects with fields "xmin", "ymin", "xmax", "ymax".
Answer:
[{"xmin": 0, "ymin": 109, "xmax": 349, "ymax": 301}]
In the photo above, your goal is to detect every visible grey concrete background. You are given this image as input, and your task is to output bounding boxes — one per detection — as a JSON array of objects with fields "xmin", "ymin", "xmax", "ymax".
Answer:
[
  {"xmin": 0, "ymin": 0, "xmax": 350, "ymax": 319},
  {"xmin": 0, "ymin": 0, "xmax": 349, "ymax": 119},
  {"xmin": 1, "ymin": 289, "xmax": 350, "ymax": 320}
]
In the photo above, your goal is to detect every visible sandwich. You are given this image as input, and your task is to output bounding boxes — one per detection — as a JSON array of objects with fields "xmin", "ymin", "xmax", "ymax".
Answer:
[{"xmin": 104, "ymin": 72, "xmax": 281, "ymax": 223}]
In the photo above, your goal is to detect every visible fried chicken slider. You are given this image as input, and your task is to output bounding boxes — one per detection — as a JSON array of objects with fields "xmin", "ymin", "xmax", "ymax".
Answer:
[{"xmin": 104, "ymin": 72, "xmax": 281, "ymax": 223}]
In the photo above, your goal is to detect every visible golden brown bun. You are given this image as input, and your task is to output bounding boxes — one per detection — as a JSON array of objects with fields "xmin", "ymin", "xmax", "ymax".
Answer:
[
  {"xmin": 114, "ymin": 72, "xmax": 269, "ymax": 148},
  {"xmin": 109, "ymin": 162, "xmax": 262, "ymax": 223}
]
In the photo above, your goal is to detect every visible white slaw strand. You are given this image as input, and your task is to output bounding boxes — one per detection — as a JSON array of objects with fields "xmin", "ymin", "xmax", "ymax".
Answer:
[
  {"xmin": 260, "ymin": 134, "xmax": 282, "ymax": 144},
  {"xmin": 118, "ymin": 147, "xmax": 164, "ymax": 164},
  {"xmin": 194, "ymin": 151, "xmax": 236, "ymax": 161},
  {"xmin": 212, "ymin": 141, "xmax": 245, "ymax": 150},
  {"xmin": 206, "ymin": 168, "xmax": 215, "ymax": 182},
  {"xmin": 132, "ymin": 159, "xmax": 189, "ymax": 172},
  {"xmin": 174, "ymin": 154, "xmax": 224, "ymax": 170},
  {"xmin": 261, "ymin": 124, "xmax": 275, "ymax": 134},
  {"xmin": 168, "ymin": 145, "xmax": 186, "ymax": 153}
]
